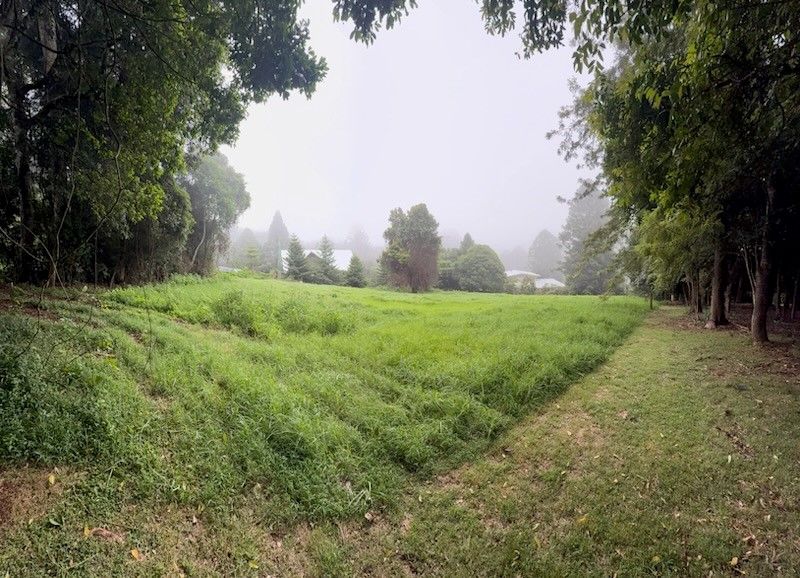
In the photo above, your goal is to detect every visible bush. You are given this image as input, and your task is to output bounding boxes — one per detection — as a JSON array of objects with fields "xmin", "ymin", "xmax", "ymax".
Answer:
[
  {"xmin": 453, "ymin": 245, "xmax": 506, "ymax": 293},
  {"xmin": 211, "ymin": 290, "xmax": 264, "ymax": 336}
]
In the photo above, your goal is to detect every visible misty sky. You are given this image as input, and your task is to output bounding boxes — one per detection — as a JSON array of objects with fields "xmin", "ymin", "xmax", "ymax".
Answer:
[{"xmin": 221, "ymin": 0, "xmax": 591, "ymax": 251}]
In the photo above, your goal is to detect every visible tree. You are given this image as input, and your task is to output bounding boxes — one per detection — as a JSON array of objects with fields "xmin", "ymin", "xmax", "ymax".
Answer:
[
  {"xmin": 264, "ymin": 212, "xmax": 291, "ymax": 272},
  {"xmin": 306, "ymin": 235, "xmax": 338, "ymax": 284},
  {"xmin": 345, "ymin": 255, "xmax": 367, "ymax": 288},
  {"xmin": 182, "ymin": 154, "xmax": 250, "ymax": 275},
  {"xmin": 284, "ymin": 235, "xmax": 308, "ymax": 281},
  {"xmin": 528, "ymin": 230, "xmax": 562, "ymax": 280},
  {"xmin": 553, "ymin": 7, "xmax": 800, "ymax": 339},
  {"xmin": 459, "ymin": 233, "xmax": 475, "ymax": 254},
  {"xmin": 560, "ymin": 189, "xmax": 615, "ymax": 295},
  {"xmin": 380, "ymin": 204, "xmax": 441, "ymax": 292},
  {"xmin": 437, "ymin": 248, "xmax": 461, "ymax": 290},
  {"xmin": 454, "ymin": 245, "xmax": 506, "ymax": 293},
  {"xmin": 319, "ymin": 235, "xmax": 339, "ymax": 283},
  {"xmin": 0, "ymin": 0, "xmax": 327, "ymax": 284}
]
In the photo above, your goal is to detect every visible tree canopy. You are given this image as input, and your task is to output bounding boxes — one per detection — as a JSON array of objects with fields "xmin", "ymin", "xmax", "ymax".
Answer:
[
  {"xmin": 551, "ymin": 0, "xmax": 800, "ymax": 339},
  {"xmin": 454, "ymin": 244, "xmax": 506, "ymax": 293},
  {"xmin": 559, "ymin": 189, "xmax": 615, "ymax": 295},
  {"xmin": 182, "ymin": 154, "xmax": 250, "ymax": 275},
  {"xmin": 380, "ymin": 204, "xmax": 441, "ymax": 293}
]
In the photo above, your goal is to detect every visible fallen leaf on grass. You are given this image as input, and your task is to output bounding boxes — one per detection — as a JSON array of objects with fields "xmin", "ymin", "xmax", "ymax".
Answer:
[
  {"xmin": 48, "ymin": 474, "xmax": 56, "ymax": 486},
  {"xmin": 131, "ymin": 548, "xmax": 143, "ymax": 561},
  {"xmin": 730, "ymin": 556, "xmax": 739, "ymax": 566}
]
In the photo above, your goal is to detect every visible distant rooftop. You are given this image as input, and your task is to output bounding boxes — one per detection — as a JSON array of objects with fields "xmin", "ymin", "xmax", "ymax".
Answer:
[
  {"xmin": 535, "ymin": 278, "xmax": 565, "ymax": 289},
  {"xmin": 505, "ymin": 270, "xmax": 540, "ymax": 278}
]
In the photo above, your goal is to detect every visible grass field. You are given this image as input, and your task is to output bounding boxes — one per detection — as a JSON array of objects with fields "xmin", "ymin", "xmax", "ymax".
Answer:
[{"xmin": 0, "ymin": 274, "xmax": 648, "ymax": 574}]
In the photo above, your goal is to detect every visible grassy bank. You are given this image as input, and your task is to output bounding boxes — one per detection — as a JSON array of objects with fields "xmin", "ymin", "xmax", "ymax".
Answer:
[{"xmin": 0, "ymin": 274, "xmax": 647, "ymax": 574}]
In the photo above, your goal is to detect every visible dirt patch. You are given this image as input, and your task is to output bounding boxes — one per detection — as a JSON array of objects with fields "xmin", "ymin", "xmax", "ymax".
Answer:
[
  {"xmin": 0, "ymin": 466, "xmax": 69, "ymax": 534},
  {"xmin": 715, "ymin": 423, "xmax": 754, "ymax": 458},
  {"xmin": 555, "ymin": 410, "xmax": 604, "ymax": 449},
  {"xmin": 0, "ymin": 298, "xmax": 59, "ymax": 321},
  {"xmin": 254, "ymin": 521, "xmax": 314, "ymax": 576}
]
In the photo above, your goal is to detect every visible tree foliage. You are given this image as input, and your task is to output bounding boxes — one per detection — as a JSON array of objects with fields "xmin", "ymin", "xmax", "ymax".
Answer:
[
  {"xmin": 559, "ymin": 189, "xmax": 615, "ymax": 295},
  {"xmin": 264, "ymin": 211, "xmax": 290, "ymax": 272},
  {"xmin": 307, "ymin": 235, "xmax": 339, "ymax": 284},
  {"xmin": 453, "ymin": 245, "xmax": 506, "ymax": 293},
  {"xmin": 345, "ymin": 255, "xmax": 367, "ymax": 288},
  {"xmin": 380, "ymin": 204, "xmax": 441, "ymax": 293},
  {"xmin": 284, "ymin": 235, "xmax": 308, "ymax": 281},
  {"xmin": 182, "ymin": 154, "xmax": 250, "ymax": 275},
  {"xmin": 552, "ymin": 0, "xmax": 800, "ymax": 339}
]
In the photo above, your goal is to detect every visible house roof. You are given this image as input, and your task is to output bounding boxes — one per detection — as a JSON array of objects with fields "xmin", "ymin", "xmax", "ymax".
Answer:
[
  {"xmin": 280, "ymin": 249, "xmax": 354, "ymax": 271},
  {"xmin": 505, "ymin": 270, "xmax": 540, "ymax": 278},
  {"xmin": 534, "ymin": 277, "xmax": 566, "ymax": 289}
]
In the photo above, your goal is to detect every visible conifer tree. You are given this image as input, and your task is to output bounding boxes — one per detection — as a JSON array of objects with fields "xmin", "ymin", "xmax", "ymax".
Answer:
[
  {"xmin": 345, "ymin": 255, "xmax": 367, "ymax": 287},
  {"xmin": 318, "ymin": 235, "xmax": 339, "ymax": 283},
  {"xmin": 284, "ymin": 235, "xmax": 308, "ymax": 281}
]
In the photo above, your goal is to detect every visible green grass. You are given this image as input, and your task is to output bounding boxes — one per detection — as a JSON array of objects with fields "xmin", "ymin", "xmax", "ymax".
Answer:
[
  {"xmin": 0, "ymin": 273, "xmax": 647, "ymax": 574},
  {"xmin": 336, "ymin": 309, "xmax": 800, "ymax": 577}
]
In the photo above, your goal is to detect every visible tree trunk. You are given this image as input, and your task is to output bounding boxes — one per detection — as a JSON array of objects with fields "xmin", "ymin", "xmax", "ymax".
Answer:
[
  {"xmin": 707, "ymin": 246, "xmax": 728, "ymax": 328},
  {"xmin": 13, "ymin": 87, "xmax": 35, "ymax": 282},
  {"xmin": 690, "ymin": 272, "xmax": 703, "ymax": 316},
  {"xmin": 190, "ymin": 214, "xmax": 207, "ymax": 271},
  {"xmin": 695, "ymin": 278, "xmax": 703, "ymax": 315},
  {"xmin": 751, "ymin": 183, "xmax": 775, "ymax": 342}
]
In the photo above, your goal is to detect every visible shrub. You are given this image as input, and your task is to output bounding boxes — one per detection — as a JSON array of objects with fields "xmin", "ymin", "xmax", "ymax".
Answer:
[
  {"xmin": 211, "ymin": 290, "xmax": 264, "ymax": 336},
  {"xmin": 454, "ymin": 245, "xmax": 506, "ymax": 293}
]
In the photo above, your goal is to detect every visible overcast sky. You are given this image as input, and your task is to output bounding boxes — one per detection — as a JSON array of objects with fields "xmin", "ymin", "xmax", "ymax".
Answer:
[{"xmin": 221, "ymin": 0, "xmax": 591, "ymax": 251}]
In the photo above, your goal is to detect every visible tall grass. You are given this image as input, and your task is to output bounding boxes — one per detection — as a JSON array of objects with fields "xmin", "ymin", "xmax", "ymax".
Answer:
[{"xmin": 0, "ymin": 274, "xmax": 648, "ymax": 524}]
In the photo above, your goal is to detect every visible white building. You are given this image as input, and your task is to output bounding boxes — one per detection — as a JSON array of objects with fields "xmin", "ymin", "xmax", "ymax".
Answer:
[{"xmin": 505, "ymin": 270, "xmax": 566, "ymax": 290}]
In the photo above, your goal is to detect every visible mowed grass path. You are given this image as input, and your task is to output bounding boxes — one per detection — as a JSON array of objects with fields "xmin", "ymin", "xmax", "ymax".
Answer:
[{"xmin": 0, "ymin": 275, "xmax": 647, "ymax": 574}]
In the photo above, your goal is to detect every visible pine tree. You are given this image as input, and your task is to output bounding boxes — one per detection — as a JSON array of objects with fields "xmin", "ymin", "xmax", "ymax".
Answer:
[
  {"xmin": 284, "ymin": 235, "xmax": 308, "ymax": 281},
  {"xmin": 318, "ymin": 235, "xmax": 339, "ymax": 283},
  {"xmin": 264, "ymin": 211, "xmax": 290, "ymax": 271},
  {"xmin": 345, "ymin": 255, "xmax": 367, "ymax": 287}
]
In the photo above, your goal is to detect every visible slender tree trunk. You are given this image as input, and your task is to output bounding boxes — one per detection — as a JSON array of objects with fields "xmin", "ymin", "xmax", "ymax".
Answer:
[
  {"xmin": 707, "ymin": 246, "xmax": 728, "ymax": 327},
  {"xmin": 791, "ymin": 276, "xmax": 798, "ymax": 321},
  {"xmin": 751, "ymin": 183, "xmax": 776, "ymax": 343},
  {"xmin": 691, "ymin": 272, "xmax": 703, "ymax": 316},
  {"xmin": 13, "ymin": 87, "xmax": 35, "ymax": 282},
  {"xmin": 190, "ymin": 215, "xmax": 207, "ymax": 271}
]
